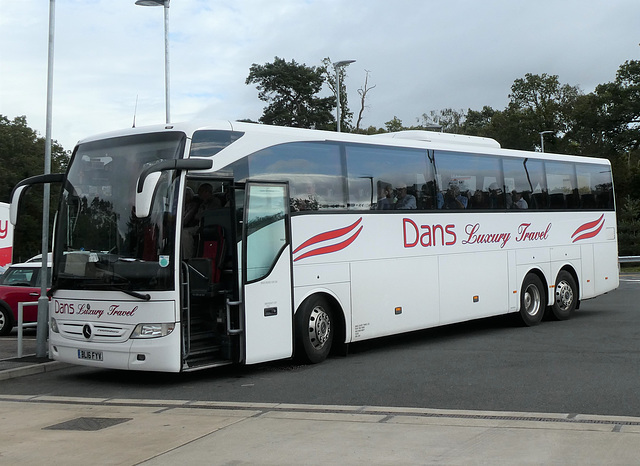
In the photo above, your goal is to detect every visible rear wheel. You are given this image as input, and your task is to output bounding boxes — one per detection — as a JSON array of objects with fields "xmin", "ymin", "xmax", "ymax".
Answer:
[
  {"xmin": 549, "ymin": 271, "xmax": 577, "ymax": 320},
  {"xmin": 0, "ymin": 303, "xmax": 14, "ymax": 336},
  {"xmin": 519, "ymin": 273, "xmax": 545, "ymax": 326},
  {"xmin": 295, "ymin": 295, "xmax": 333, "ymax": 364}
]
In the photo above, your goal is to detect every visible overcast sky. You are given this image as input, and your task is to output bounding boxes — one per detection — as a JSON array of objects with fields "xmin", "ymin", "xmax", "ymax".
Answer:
[{"xmin": 1, "ymin": 0, "xmax": 639, "ymax": 152}]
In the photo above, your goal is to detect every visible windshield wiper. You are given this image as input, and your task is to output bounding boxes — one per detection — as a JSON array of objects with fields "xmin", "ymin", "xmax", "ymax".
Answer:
[
  {"xmin": 57, "ymin": 278, "xmax": 152, "ymax": 301},
  {"xmin": 86, "ymin": 283, "xmax": 151, "ymax": 301}
]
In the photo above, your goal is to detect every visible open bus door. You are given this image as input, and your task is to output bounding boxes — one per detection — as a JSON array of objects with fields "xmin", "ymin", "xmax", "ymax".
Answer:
[
  {"xmin": 181, "ymin": 180, "xmax": 292, "ymax": 370},
  {"xmin": 235, "ymin": 182, "xmax": 293, "ymax": 364}
]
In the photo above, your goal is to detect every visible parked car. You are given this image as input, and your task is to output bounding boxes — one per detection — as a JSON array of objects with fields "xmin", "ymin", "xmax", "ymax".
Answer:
[{"xmin": 0, "ymin": 262, "xmax": 51, "ymax": 336}]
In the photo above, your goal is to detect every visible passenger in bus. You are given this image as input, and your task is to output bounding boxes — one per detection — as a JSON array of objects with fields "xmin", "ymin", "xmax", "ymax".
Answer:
[
  {"xmin": 443, "ymin": 185, "xmax": 467, "ymax": 209},
  {"xmin": 195, "ymin": 183, "xmax": 221, "ymax": 219},
  {"xmin": 183, "ymin": 187, "xmax": 199, "ymax": 228},
  {"xmin": 394, "ymin": 183, "xmax": 416, "ymax": 209},
  {"xmin": 377, "ymin": 185, "xmax": 394, "ymax": 210},
  {"xmin": 512, "ymin": 190, "xmax": 528, "ymax": 209},
  {"xmin": 471, "ymin": 189, "xmax": 487, "ymax": 209},
  {"xmin": 488, "ymin": 183, "xmax": 502, "ymax": 209}
]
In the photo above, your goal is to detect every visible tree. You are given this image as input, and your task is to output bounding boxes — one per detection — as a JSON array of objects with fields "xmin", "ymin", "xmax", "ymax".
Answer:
[
  {"xmin": 384, "ymin": 116, "xmax": 405, "ymax": 133},
  {"xmin": 417, "ymin": 109, "xmax": 466, "ymax": 133},
  {"xmin": 354, "ymin": 70, "xmax": 376, "ymax": 132},
  {"xmin": 246, "ymin": 57, "xmax": 335, "ymax": 129},
  {"xmin": 0, "ymin": 115, "xmax": 69, "ymax": 261},
  {"xmin": 504, "ymin": 73, "xmax": 581, "ymax": 152}
]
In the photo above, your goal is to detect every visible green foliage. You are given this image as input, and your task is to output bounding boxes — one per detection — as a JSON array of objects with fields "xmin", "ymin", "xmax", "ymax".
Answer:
[
  {"xmin": 618, "ymin": 196, "xmax": 640, "ymax": 256},
  {"xmin": 246, "ymin": 57, "xmax": 335, "ymax": 130},
  {"xmin": 0, "ymin": 115, "xmax": 69, "ymax": 261}
]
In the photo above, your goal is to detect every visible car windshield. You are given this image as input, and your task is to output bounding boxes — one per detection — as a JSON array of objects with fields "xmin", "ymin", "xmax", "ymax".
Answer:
[{"xmin": 54, "ymin": 132, "xmax": 186, "ymax": 292}]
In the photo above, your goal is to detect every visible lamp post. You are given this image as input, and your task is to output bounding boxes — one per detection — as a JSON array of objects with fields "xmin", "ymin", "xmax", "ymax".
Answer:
[
  {"xmin": 333, "ymin": 59, "xmax": 355, "ymax": 132},
  {"xmin": 539, "ymin": 130, "xmax": 553, "ymax": 153},
  {"xmin": 36, "ymin": 0, "xmax": 56, "ymax": 357},
  {"xmin": 135, "ymin": 0, "xmax": 171, "ymax": 124}
]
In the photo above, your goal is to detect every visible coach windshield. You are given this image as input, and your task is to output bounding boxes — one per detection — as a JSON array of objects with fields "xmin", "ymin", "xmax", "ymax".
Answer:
[{"xmin": 53, "ymin": 132, "xmax": 186, "ymax": 293}]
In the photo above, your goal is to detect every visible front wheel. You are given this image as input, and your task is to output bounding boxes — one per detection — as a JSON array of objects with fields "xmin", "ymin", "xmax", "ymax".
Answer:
[
  {"xmin": 295, "ymin": 295, "xmax": 334, "ymax": 364},
  {"xmin": 548, "ymin": 271, "xmax": 577, "ymax": 320},
  {"xmin": 519, "ymin": 273, "xmax": 545, "ymax": 326},
  {"xmin": 0, "ymin": 303, "xmax": 14, "ymax": 336}
]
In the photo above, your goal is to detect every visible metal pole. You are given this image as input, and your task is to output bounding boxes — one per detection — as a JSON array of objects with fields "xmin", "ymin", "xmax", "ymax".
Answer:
[
  {"xmin": 332, "ymin": 60, "xmax": 355, "ymax": 133},
  {"xmin": 37, "ymin": 0, "xmax": 55, "ymax": 358},
  {"xmin": 163, "ymin": 1, "xmax": 170, "ymax": 124},
  {"xmin": 336, "ymin": 68, "xmax": 342, "ymax": 132},
  {"xmin": 539, "ymin": 130, "xmax": 552, "ymax": 153}
]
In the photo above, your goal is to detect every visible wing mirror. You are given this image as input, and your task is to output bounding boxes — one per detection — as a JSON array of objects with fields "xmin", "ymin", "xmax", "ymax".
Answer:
[{"xmin": 135, "ymin": 158, "xmax": 213, "ymax": 218}]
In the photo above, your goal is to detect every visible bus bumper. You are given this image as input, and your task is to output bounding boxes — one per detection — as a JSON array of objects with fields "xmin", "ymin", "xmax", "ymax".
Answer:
[{"xmin": 49, "ymin": 325, "xmax": 182, "ymax": 372}]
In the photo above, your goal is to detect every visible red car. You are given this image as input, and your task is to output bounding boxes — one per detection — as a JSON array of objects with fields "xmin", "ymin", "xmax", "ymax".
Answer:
[{"xmin": 0, "ymin": 262, "xmax": 51, "ymax": 336}]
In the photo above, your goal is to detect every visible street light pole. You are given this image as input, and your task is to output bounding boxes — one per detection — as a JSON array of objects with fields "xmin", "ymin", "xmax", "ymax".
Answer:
[
  {"xmin": 135, "ymin": 0, "xmax": 171, "ymax": 124},
  {"xmin": 36, "ymin": 0, "xmax": 56, "ymax": 358},
  {"xmin": 539, "ymin": 130, "xmax": 553, "ymax": 153},
  {"xmin": 333, "ymin": 60, "xmax": 355, "ymax": 132}
]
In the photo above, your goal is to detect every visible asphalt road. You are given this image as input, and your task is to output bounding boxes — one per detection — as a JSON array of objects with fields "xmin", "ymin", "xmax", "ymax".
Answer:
[{"xmin": 1, "ymin": 275, "xmax": 638, "ymax": 417}]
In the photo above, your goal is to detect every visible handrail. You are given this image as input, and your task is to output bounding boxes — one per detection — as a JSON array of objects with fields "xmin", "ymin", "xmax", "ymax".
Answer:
[{"xmin": 17, "ymin": 302, "xmax": 38, "ymax": 358}]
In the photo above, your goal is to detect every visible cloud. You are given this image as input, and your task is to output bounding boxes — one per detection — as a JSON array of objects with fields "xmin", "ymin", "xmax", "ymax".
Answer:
[{"xmin": 1, "ymin": 0, "xmax": 639, "ymax": 151}]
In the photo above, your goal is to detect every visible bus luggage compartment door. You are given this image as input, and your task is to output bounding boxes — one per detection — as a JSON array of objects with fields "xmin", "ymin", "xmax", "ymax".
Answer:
[{"xmin": 241, "ymin": 182, "xmax": 293, "ymax": 364}]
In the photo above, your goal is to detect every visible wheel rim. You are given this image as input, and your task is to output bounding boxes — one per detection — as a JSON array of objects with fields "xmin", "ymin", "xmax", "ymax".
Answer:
[
  {"xmin": 555, "ymin": 280, "xmax": 574, "ymax": 311},
  {"xmin": 523, "ymin": 284, "xmax": 541, "ymax": 317},
  {"xmin": 308, "ymin": 305, "xmax": 331, "ymax": 350},
  {"xmin": 0, "ymin": 311, "xmax": 5, "ymax": 330}
]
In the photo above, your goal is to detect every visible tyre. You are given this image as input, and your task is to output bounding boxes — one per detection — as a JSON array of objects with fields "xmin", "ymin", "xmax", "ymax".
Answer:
[
  {"xmin": 295, "ymin": 295, "xmax": 333, "ymax": 364},
  {"xmin": 549, "ymin": 271, "xmax": 577, "ymax": 320},
  {"xmin": 519, "ymin": 273, "xmax": 545, "ymax": 326},
  {"xmin": 0, "ymin": 303, "xmax": 14, "ymax": 336}
]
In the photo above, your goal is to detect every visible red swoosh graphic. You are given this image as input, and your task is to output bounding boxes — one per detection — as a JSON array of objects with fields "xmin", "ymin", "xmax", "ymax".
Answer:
[
  {"xmin": 571, "ymin": 215, "xmax": 605, "ymax": 243},
  {"xmin": 294, "ymin": 226, "xmax": 363, "ymax": 262},
  {"xmin": 572, "ymin": 221, "xmax": 605, "ymax": 243},
  {"xmin": 571, "ymin": 214, "xmax": 604, "ymax": 239},
  {"xmin": 293, "ymin": 217, "xmax": 362, "ymax": 254}
]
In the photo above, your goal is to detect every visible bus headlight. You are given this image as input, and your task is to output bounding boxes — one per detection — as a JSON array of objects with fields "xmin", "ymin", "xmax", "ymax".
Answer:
[
  {"xmin": 130, "ymin": 323, "xmax": 175, "ymax": 339},
  {"xmin": 50, "ymin": 318, "xmax": 59, "ymax": 333}
]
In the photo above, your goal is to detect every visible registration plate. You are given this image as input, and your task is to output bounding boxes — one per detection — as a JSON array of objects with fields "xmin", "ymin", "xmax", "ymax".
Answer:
[{"xmin": 77, "ymin": 349, "xmax": 103, "ymax": 361}]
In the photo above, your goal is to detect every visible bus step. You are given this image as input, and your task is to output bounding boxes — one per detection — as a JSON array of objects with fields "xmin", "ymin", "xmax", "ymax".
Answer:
[
  {"xmin": 184, "ymin": 348, "xmax": 230, "ymax": 371},
  {"xmin": 187, "ymin": 344, "xmax": 221, "ymax": 358}
]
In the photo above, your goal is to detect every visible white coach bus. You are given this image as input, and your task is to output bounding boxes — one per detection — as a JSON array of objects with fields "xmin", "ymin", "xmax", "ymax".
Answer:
[{"xmin": 10, "ymin": 121, "xmax": 618, "ymax": 372}]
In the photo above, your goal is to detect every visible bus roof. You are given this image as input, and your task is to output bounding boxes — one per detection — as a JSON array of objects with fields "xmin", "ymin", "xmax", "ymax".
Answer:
[
  {"xmin": 73, "ymin": 120, "xmax": 610, "ymax": 167},
  {"xmin": 372, "ymin": 130, "xmax": 501, "ymax": 149}
]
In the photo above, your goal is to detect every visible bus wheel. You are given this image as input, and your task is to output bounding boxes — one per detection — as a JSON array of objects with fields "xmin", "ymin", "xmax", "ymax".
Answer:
[
  {"xmin": 0, "ymin": 304, "xmax": 13, "ymax": 336},
  {"xmin": 549, "ymin": 271, "xmax": 577, "ymax": 320},
  {"xmin": 295, "ymin": 296, "xmax": 333, "ymax": 364},
  {"xmin": 519, "ymin": 274, "xmax": 544, "ymax": 326}
]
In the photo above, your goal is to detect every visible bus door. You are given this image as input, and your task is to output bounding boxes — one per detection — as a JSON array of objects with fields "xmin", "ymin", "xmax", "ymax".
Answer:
[
  {"xmin": 235, "ymin": 182, "xmax": 293, "ymax": 364},
  {"xmin": 182, "ymin": 179, "xmax": 236, "ymax": 370}
]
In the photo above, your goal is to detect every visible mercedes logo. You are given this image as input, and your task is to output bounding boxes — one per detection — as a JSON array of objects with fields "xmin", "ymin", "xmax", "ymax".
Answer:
[{"xmin": 82, "ymin": 324, "xmax": 92, "ymax": 340}]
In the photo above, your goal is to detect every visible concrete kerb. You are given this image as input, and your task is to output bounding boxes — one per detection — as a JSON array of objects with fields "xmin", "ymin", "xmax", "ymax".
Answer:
[{"xmin": 0, "ymin": 358, "xmax": 67, "ymax": 381}]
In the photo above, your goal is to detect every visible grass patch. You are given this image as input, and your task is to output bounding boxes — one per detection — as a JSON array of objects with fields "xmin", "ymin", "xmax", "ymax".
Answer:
[{"xmin": 620, "ymin": 265, "xmax": 640, "ymax": 273}]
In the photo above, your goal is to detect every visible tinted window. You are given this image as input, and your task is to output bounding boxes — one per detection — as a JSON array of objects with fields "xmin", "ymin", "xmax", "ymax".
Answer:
[
  {"xmin": 576, "ymin": 163, "xmax": 614, "ymax": 209},
  {"xmin": 546, "ymin": 161, "xmax": 578, "ymax": 209},
  {"xmin": 190, "ymin": 130, "xmax": 244, "ymax": 157},
  {"xmin": 233, "ymin": 142, "xmax": 345, "ymax": 211},
  {"xmin": 503, "ymin": 158, "xmax": 538, "ymax": 210},
  {"xmin": 345, "ymin": 145, "xmax": 434, "ymax": 210},
  {"xmin": 435, "ymin": 152, "xmax": 504, "ymax": 209}
]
